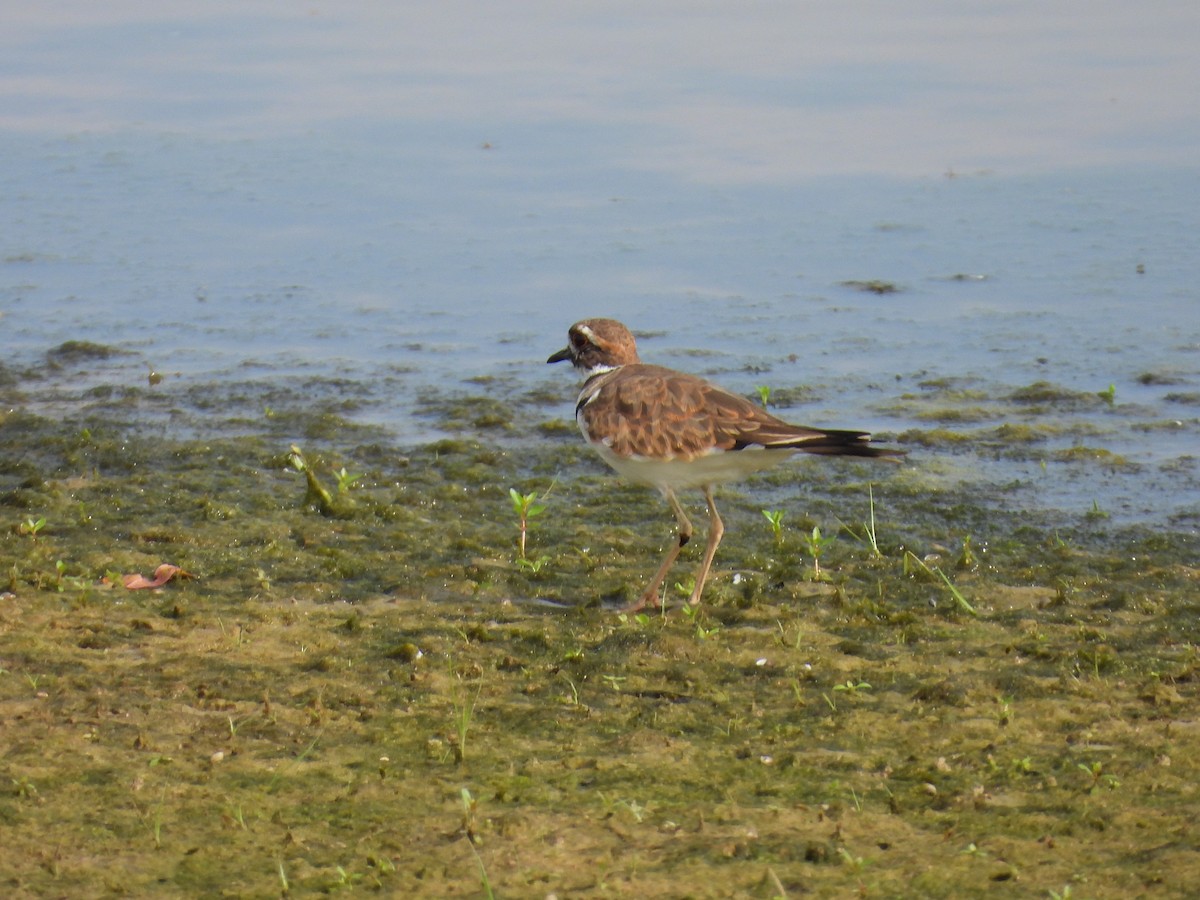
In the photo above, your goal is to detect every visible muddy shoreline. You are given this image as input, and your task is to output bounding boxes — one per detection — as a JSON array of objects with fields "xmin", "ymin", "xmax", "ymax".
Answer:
[{"xmin": 1, "ymin": 352, "xmax": 1198, "ymax": 897}]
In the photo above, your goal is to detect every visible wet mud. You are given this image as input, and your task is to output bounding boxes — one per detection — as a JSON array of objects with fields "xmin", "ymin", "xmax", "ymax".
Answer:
[{"xmin": 1, "ymin": 354, "xmax": 1198, "ymax": 898}]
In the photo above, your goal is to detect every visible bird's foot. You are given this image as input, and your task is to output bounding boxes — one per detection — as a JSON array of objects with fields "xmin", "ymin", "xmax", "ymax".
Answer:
[{"xmin": 621, "ymin": 589, "xmax": 666, "ymax": 614}]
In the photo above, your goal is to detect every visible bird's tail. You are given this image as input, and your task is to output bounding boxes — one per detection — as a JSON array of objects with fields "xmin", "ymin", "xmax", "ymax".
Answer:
[{"xmin": 777, "ymin": 428, "xmax": 906, "ymax": 460}]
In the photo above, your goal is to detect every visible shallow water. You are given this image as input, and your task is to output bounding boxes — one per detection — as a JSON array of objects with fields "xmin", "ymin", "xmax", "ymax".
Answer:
[{"xmin": 2, "ymin": 2, "xmax": 1198, "ymax": 527}]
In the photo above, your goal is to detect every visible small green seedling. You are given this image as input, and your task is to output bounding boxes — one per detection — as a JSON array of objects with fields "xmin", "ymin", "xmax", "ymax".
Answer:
[
  {"xmin": 832, "ymin": 679, "xmax": 872, "ymax": 696},
  {"xmin": 12, "ymin": 776, "xmax": 38, "ymax": 800},
  {"xmin": 516, "ymin": 555, "xmax": 550, "ymax": 574},
  {"xmin": 288, "ymin": 445, "xmax": 343, "ymax": 516},
  {"xmin": 19, "ymin": 516, "xmax": 46, "ymax": 539},
  {"xmin": 766, "ymin": 868, "xmax": 788, "ymax": 899},
  {"xmin": 803, "ymin": 525, "xmax": 836, "ymax": 580},
  {"xmin": 509, "ymin": 487, "xmax": 547, "ymax": 563},
  {"xmin": 601, "ymin": 674, "xmax": 627, "ymax": 692},
  {"xmin": 755, "ymin": 385, "xmax": 771, "ymax": 408},
  {"xmin": 450, "ymin": 672, "xmax": 481, "ymax": 763},
  {"xmin": 957, "ymin": 534, "xmax": 977, "ymax": 569},
  {"xmin": 836, "ymin": 484, "xmax": 884, "ymax": 559},
  {"xmin": 52, "ymin": 560, "xmax": 89, "ymax": 594},
  {"xmin": 1077, "ymin": 761, "xmax": 1120, "ymax": 793},
  {"xmin": 863, "ymin": 484, "xmax": 882, "ymax": 558},
  {"xmin": 680, "ymin": 602, "xmax": 720, "ymax": 639},
  {"xmin": 136, "ymin": 787, "xmax": 167, "ymax": 850},
  {"xmin": 559, "ymin": 673, "xmax": 581, "ymax": 706},
  {"xmin": 776, "ymin": 620, "xmax": 803, "ymax": 650},
  {"xmin": 460, "ymin": 789, "xmax": 495, "ymax": 897},
  {"xmin": 1097, "ymin": 383, "xmax": 1116, "ymax": 405},
  {"xmin": 995, "ymin": 695, "xmax": 1015, "ymax": 726},
  {"xmin": 836, "ymin": 846, "xmax": 868, "ymax": 872},
  {"xmin": 333, "ymin": 466, "xmax": 362, "ymax": 495},
  {"xmin": 904, "ymin": 551, "xmax": 978, "ymax": 616},
  {"xmin": 1011, "ymin": 756, "xmax": 1033, "ymax": 774},
  {"xmin": 762, "ymin": 509, "xmax": 785, "ymax": 545},
  {"xmin": 611, "ymin": 798, "xmax": 647, "ymax": 823},
  {"xmin": 460, "ymin": 787, "xmax": 478, "ymax": 839},
  {"xmin": 848, "ymin": 785, "xmax": 863, "ymax": 812}
]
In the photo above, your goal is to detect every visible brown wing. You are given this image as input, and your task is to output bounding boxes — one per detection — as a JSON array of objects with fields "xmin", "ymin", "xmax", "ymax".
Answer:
[
  {"xmin": 578, "ymin": 366, "xmax": 706, "ymax": 459},
  {"xmin": 582, "ymin": 364, "xmax": 901, "ymax": 460},
  {"xmin": 704, "ymin": 384, "xmax": 901, "ymax": 458}
]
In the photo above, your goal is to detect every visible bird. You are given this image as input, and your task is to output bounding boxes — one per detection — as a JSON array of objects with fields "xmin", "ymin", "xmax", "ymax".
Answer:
[{"xmin": 547, "ymin": 317, "xmax": 904, "ymax": 611}]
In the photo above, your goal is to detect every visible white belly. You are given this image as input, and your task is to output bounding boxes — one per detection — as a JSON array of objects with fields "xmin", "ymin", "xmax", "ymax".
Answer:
[{"xmin": 592, "ymin": 442, "xmax": 794, "ymax": 491}]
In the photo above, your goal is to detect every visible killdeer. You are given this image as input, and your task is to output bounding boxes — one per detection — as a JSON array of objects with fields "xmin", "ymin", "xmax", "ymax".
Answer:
[{"xmin": 548, "ymin": 318, "xmax": 904, "ymax": 610}]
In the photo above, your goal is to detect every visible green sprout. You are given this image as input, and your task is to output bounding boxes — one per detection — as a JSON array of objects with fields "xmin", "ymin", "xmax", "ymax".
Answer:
[
  {"xmin": 461, "ymin": 789, "xmax": 495, "ymax": 898},
  {"xmin": 761, "ymin": 509, "xmax": 785, "ymax": 545},
  {"xmin": 832, "ymin": 679, "xmax": 872, "ymax": 696},
  {"xmin": 509, "ymin": 487, "xmax": 548, "ymax": 566},
  {"xmin": 333, "ymin": 466, "xmax": 362, "ymax": 495},
  {"xmin": 1077, "ymin": 761, "xmax": 1120, "ymax": 793},
  {"xmin": 957, "ymin": 534, "xmax": 977, "ymax": 569},
  {"xmin": 19, "ymin": 516, "xmax": 46, "ymax": 539},
  {"xmin": 287, "ymin": 445, "xmax": 344, "ymax": 517},
  {"xmin": 334, "ymin": 866, "xmax": 360, "ymax": 888},
  {"xmin": 450, "ymin": 675, "xmax": 480, "ymax": 763},
  {"xmin": 680, "ymin": 603, "xmax": 720, "ymax": 640},
  {"xmin": 863, "ymin": 484, "xmax": 882, "ymax": 558},
  {"xmin": 601, "ymin": 674, "xmax": 627, "ymax": 692},
  {"xmin": 803, "ymin": 525, "xmax": 836, "ymax": 581},
  {"xmin": 903, "ymin": 551, "xmax": 978, "ymax": 616}
]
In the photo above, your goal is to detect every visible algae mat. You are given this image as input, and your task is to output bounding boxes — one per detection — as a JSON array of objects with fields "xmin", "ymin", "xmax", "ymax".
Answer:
[{"xmin": 1, "ymin": 396, "xmax": 1198, "ymax": 898}]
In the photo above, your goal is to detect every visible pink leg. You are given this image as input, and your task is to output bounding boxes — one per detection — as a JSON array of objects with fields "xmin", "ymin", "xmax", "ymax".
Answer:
[
  {"xmin": 687, "ymin": 486, "xmax": 723, "ymax": 607},
  {"xmin": 623, "ymin": 488, "xmax": 692, "ymax": 612}
]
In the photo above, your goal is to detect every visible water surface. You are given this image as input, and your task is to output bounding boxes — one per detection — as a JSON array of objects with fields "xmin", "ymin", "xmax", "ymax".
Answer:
[{"xmin": 2, "ymin": 1, "xmax": 1198, "ymax": 525}]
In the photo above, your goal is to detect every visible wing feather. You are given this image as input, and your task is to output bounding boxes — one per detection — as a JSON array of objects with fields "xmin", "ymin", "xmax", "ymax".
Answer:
[{"xmin": 581, "ymin": 365, "xmax": 881, "ymax": 460}]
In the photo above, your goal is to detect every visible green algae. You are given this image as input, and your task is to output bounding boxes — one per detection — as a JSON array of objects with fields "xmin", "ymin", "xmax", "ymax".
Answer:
[
  {"xmin": 1136, "ymin": 371, "xmax": 1188, "ymax": 387},
  {"xmin": 759, "ymin": 385, "xmax": 822, "ymax": 408},
  {"xmin": 1007, "ymin": 381, "xmax": 1107, "ymax": 410},
  {"xmin": 1053, "ymin": 446, "xmax": 1138, "ymax": 469},
  {"xmin": 896, "ymin": 427, "xmax": 976, "ymax": 447},
  {"xmin": 46, "ymin": 339, "xmax": 128, "ymax": 363},
  {"xmin": 1, "ymin": 384, "xmax": 1198, "ymax": 898},
  {"xmin": 840, "ymin": 279, "xmax": 900, "ymax": 294},
  {"xmin": 911, "ymin": 405, "xmax": 996, "ymax": 423}
]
